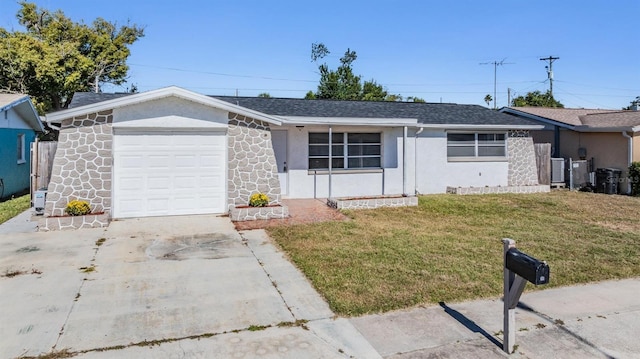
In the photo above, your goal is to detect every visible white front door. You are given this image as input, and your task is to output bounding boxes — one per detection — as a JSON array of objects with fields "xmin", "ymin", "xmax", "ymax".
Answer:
[
  {"xmin": 271, "ymin": 130, "xmax": 288, "ymax": 196},
  {"xmin": 112, "ymin": 130, "xmax": 227, "ymax": 218}
]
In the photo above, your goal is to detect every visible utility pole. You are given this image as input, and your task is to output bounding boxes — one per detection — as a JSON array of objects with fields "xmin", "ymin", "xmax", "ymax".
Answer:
[
  {"xmin": 540, "ymin": 56, "xmax": 559, "ymax": 96},
  {"xmin": 507, "ymin": 88, "xmax": 512, "ymax": 107},
  {"xmin": 481, "ymin": 59, "xmax": 513, "ymax": 109}
]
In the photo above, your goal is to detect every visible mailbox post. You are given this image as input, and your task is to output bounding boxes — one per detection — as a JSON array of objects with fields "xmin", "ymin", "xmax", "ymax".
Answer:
[{"xmin": 502, "ymin": 238, "xmax": 550, "ymax": 354}]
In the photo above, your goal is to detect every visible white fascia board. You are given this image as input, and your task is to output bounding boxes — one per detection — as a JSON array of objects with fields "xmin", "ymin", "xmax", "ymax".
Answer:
[
  {"xmin": 280, "ymin": 116, "xmax": 418, "ymax": 127},
  {"xmin": 573, "ymin": 125, "xmax": 638, "ymax": 133},
  {"xmin": 421, "ymin": 124, "xmax": 544, "ymax": 130},
  {"xmin": 499, "ymin": 108, "xmax": 575, "ymax": 130},
  {"xmin": 8, "ymin": 96, "xmax": 44, "ymax": 132},
  {"xmin": 45, "ymin": 86, "xmax": 282, "ymax": 126},
  {"xmin": 0, "ymin": 95, "xmax": 29, "ymax": 112},
  {"xmin": 112, "ymin": 115, "xmax": 228, "ymax": 130}
]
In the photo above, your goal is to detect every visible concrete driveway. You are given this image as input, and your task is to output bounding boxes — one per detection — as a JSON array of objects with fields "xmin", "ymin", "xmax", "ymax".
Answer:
[{"xmin": 0, "ymin": 215, "xmax": 379, "ymax": 359}]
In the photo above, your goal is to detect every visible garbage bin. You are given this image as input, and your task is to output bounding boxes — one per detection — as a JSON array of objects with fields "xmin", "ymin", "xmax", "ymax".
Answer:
[{"xmin": 596, "ymin": 168, "xmax": 622, "ymax": 194}]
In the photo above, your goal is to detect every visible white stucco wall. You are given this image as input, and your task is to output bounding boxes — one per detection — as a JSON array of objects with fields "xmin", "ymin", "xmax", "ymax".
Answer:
[
  {"xmin": 281, "ymin": 125, "xmax": 406, "ymax": 198},
  {"xmin": 113, "ymin": 97, "xmax": 229, "ymax": 125},
  {"xmin": 414, "ymin": 129, "xmax": 509, "ymax": 194},
  {"xmin": 0, "ymin": 107, "xmax": 31, "ymax": 130},
  {"xmin": 277, "ymin": 126, "xmax": 511, "ymax": 198}
]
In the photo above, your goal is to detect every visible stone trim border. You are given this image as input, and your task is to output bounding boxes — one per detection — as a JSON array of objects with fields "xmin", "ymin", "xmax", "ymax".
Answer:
[
  {"xmin": 39, "ymin": 213, "xmax": 110, "ymax": 231},
  {"xmin": 327, "ymin": 196, "xmax": 419, "ymax": 210},
  {"xmin": 230, "ymin": 205, "xmax": 289, "ymax": 222},
  {"xmin": 446, "ymin": 185, "xmax": 550, "ymax": 195}
]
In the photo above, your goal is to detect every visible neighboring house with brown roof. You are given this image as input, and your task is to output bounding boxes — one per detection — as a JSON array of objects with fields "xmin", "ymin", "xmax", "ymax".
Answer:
[{"xmin": 500, "ymin": 107, "xmax": 640, "ymax": 191}]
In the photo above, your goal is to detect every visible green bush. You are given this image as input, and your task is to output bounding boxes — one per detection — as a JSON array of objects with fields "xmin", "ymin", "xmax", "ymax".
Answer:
[
  {"xmin": 249, "ymin": 193, "xmax": 270, "ymax": 207},
  {"xmin": 65, "ymin": 200, "xmax": 91, "ymax": 216},
  {"xmin": 630, "ymin": 162, "xmax": 640, "ymax": 196}
]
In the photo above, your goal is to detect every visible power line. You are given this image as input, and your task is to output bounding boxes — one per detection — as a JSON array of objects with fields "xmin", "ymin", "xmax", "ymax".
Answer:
[{"xmin": 480, "ymin": 59, "xmax": 514, "ymax": 109}]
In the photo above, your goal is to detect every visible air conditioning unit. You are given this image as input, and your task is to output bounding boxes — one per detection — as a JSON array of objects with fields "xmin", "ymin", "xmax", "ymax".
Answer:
[
  {"xmin": 568, "ymin": 159, "xmax": 590, "ymax": 189},
  {"xmin": 551, "ymin": 158, "xmax": 565, "ymax": 184},
  {"xmin": 34, "ymin": 190, "xmax": 47, "ymax": 215}
]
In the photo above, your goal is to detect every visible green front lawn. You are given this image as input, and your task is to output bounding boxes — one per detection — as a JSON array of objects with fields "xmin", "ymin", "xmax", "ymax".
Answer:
[
  {"xmin": 0, "ymin": 194, "xmax": 31, "ymax": 225},
  {"xmin": 267, "ymin": 191, "xmax": 640, "ymax": 316}
]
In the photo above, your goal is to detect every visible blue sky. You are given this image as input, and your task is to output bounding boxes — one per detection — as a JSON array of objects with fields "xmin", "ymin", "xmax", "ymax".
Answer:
[{"xmin": 1, "ymin": 0, "xmax": 638, "ymax": 109}]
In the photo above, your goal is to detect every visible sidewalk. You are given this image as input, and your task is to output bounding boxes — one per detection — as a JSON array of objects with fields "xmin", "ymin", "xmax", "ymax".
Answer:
[
  {"xmin": 351, "ymin": 278, "xmax": 640, "ymax": 358},
  {"xmin": 0, "ymin": 208, "xmax": 38, "ymax": 234}
]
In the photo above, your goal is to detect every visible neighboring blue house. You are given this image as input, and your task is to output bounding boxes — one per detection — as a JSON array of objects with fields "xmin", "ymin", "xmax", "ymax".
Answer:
[{"xmin": 0, "ymin": 94, "xmax": 43, "ymax": 200}]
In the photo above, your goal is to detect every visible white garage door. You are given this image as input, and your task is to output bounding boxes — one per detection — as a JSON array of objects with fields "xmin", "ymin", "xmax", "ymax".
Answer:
[{"xmin": 112, "ymin": 131, "xmax": 226, "ymax": 218}]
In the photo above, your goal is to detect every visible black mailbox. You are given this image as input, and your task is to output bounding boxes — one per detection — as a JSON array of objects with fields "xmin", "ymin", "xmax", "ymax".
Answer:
[{"xmin": 505, "ymin": 248, "xmax": 550, "ymax": 285}]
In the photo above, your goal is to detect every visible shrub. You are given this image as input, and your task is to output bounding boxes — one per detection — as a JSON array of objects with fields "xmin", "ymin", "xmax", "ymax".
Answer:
[
  {"xmin": 249, "ymin": 193, "xmax": 270, "ymax": 207},
  {"xmin": 629, "ymin": 162, "xmax": 640, "ymax": 196},
  {"xmin": 65, "ymin": 200, "xmax": 91, "ymax": 216}
]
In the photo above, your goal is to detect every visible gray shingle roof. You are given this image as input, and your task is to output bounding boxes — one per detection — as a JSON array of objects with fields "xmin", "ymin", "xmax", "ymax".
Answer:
[
  {"xmin": 69, "ymin": 92, "xmax": 132, "ymax": 108},
  {"xmin": 213, "ymin": 96, "xmax": 538, "ymax": 126},
  {"xmin": 69, "ymin": 92, "xmax": 539, "ymax": 126}
]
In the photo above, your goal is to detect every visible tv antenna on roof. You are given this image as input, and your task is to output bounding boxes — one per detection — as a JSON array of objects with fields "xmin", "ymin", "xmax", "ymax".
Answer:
[{"xmin": 480, "ymin": 59, "xmax": 514, "ymax": 109}]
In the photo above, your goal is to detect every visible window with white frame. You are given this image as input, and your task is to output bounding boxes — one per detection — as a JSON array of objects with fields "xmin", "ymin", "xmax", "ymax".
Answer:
[
  {"xmin": 308, "ymin": 132, "xmax": 381, "ymax": 169},
  {"xmin": 447, "ymin": 132, "xmax": 506, "ymax": 158},
  {"xmin": 17, "ymin": 133, "xmax": 26, "ymax": 164}
]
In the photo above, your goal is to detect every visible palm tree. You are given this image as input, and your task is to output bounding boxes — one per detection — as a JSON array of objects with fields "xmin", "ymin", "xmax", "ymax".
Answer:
[{"xmin": 484, "ymin": 94, "xmax": 493, "ymax": 107}]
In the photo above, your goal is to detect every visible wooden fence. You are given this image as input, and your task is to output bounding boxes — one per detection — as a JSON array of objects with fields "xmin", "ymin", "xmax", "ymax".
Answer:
[
  {"xmin": 534, "ymin": 143, "xmax": 551, "ymax": 185},
  {"xmin": 30, "ymin": 139, "xmax": 58, "ymax": 194}
]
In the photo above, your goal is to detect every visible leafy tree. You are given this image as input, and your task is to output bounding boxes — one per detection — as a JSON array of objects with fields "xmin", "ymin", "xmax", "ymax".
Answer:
[
  {"xmin": 484, "ymin": 94, "xmax": 492, "ymax": 107},
  {"xmin": 257, "ymin": 92, "xmax": 271, "ymax": 98},
  {"xmin": 511, "ymin": 90, "xmax": 564, "ymax": 108},
  {"xmin": 407, "ymin": 96, "xmax": 426, "ymax": 103},
  {"xmin": 308, "ymin": 43, "xmax": 401, "ymax": 102},
  {"xmin": 623, "ymin": 96, "xmax": 640, "ymax": 110},
  {"xmin": 0, "ymin": 1, "xmax": 144, "ymax": 113}
]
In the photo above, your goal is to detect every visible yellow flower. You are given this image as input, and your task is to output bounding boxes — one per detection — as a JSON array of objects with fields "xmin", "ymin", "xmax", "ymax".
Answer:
[
  {"xmin": 249, "ymin": 193, "xmax": 269, "ymax": 207},
  {"xmin": 65, "ymin": 200, "xmax": 91, "ymax": 216}
]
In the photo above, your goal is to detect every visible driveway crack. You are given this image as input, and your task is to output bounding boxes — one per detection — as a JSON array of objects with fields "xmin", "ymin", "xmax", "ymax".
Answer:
[
  {"xmin": 53, "ymin": 237, "xmax": 107, "ymax": 350},
  {"xmin": 239, "ymin": 232, "xmax": 298, "ymax": 320}
]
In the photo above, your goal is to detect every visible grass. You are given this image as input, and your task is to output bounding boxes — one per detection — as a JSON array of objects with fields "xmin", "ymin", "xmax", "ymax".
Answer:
[
  {"xmin": 267, "ymin": 191, "xmax": 640, "ymax": 316},
  {"xmin": 0, "ymin": 194, "xmax": 31, "ymax": 225}
]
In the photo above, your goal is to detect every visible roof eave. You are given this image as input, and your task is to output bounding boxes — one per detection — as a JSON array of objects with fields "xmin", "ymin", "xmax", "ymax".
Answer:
[
  {"xmin": 574, "ymin": 126, "xmax": 640, "ymax": 133},
  {"xmin": 421, "ymin": 124, "xmax": 544, "ymax": 130},
  {"xmin": 1, "ymin": 96, "xmax": 44, "ymax": 132},
  {"xmin": 45, "ymin": 86, "xmax": 282, "ymax": 126},
  {"xmin": 500, "ymin": 107, "xmax": 575, "ymax": 130},
  {"xmin": 280, "ymin": 116, "xmax": 419, "ymax": 127}
]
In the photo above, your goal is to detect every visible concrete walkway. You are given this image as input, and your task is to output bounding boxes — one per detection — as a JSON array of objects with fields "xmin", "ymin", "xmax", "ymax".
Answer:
[{"xmin": 0, "ymin": 208, "xmax": 39, "ymax": 234}]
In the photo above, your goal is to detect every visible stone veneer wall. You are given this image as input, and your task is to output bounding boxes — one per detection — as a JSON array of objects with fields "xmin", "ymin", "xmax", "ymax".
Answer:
[
  {"xmin": 229, "ymin": 206, "xmax": 289, "ymax": 221},
  {"xmin": 327, "ymin": 196, "xmax": 419, "ymax": 210},
  {"xmin": 44, "ymin": 111, "xmax": 113, "ymax": 219},
  {"xmin": 507, "ymin": 131, "xmax": 539, "ymax": 186},
  {"xmin": 39, "ymin": 214, "xmax": 110, "ymax": 231},
  {"xmin": 446, "ymin": 185, "xmax": 550, "ymax": 195},
  {"xmin": 227, "ymin": 112, "xmax": 281, "ymax": 210}
]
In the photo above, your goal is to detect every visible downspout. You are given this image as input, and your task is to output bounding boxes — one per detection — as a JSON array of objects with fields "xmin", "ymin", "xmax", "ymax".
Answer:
[
  {"xmin": 403, "ymin": 126, "xmax": 408, "ymax": 196},
  {"xmin": 328, "ymin": 125, "xmax": 332, "ymax": 199},
  {"xmin": 553, "ymin": 125, "xmax": 560, "ymax": 157},
  {"xmin": 622, "ymin": 131, "xmax": 633, "ymax": 194},
  {"xmin": 414, "ymin": 127, "xmax": 424, "ymax": 195}
]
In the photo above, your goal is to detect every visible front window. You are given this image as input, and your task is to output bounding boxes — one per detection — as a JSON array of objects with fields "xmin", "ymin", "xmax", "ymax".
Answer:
[
  {"xmin": 447, "ymin": 132, "xmax": 506, "ymax": 159},
  {"xmin": 309, "ymin": 132, "xmax": 381, "ymax": 169},
  {"xmin": 17, "ymin": 133, "xmax": 26, "ymax": 164}
]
